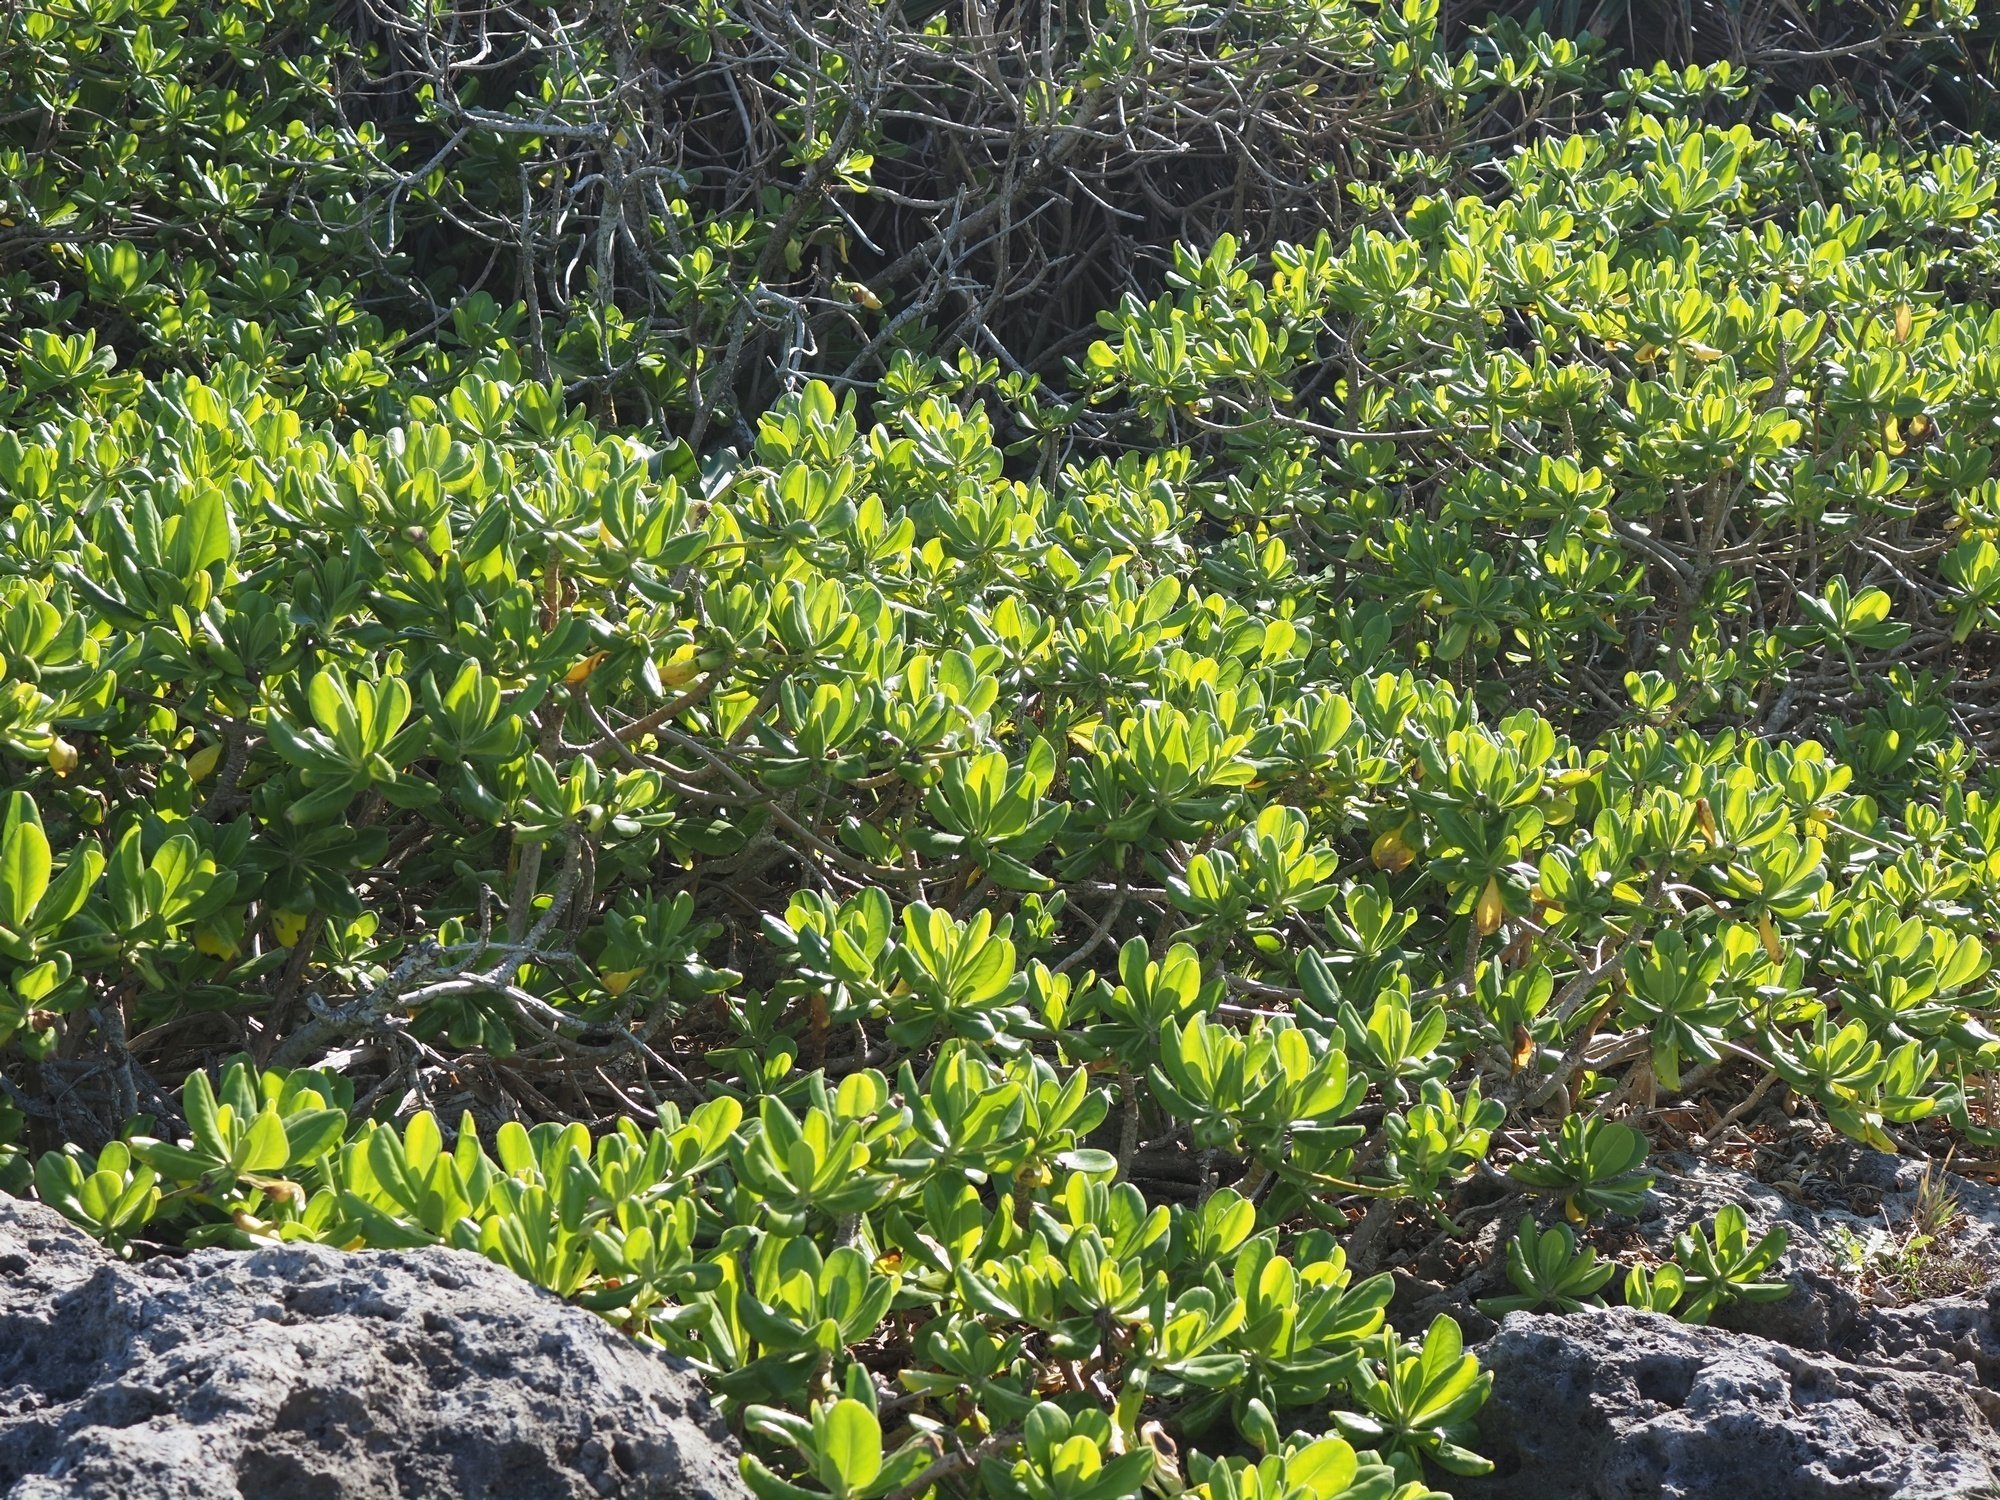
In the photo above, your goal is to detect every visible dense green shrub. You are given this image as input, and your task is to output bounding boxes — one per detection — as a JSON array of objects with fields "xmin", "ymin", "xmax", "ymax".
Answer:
[{"xmin": 3, "ymin": 0, "xmax": 1997, "ymax": 1495}]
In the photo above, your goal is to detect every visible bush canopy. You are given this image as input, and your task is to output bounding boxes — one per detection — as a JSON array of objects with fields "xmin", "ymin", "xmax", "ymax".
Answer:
[{"xmin": 3, "ymin": 0, "xmax": 1998, "ymax": 1495}]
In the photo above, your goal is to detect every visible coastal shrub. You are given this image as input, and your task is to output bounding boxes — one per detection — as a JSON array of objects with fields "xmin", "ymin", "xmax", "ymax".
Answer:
[{"xmin": 2, "ymin": 0, "xmax": 1996, "ymax": 1494}]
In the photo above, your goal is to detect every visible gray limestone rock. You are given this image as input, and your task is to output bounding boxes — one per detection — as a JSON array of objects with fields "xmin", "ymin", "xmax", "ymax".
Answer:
[
  {"xmin": 0, "ymin": 1193, "xmax": 748, "ymax": 1499},
  {"xmin": 1456, "ymin": 1306, "xmax": 2000, "ymax": 1500},
  {"xmin": 1635, "ymin": 1143, "xmax": 2000, "ymax": 1355}
]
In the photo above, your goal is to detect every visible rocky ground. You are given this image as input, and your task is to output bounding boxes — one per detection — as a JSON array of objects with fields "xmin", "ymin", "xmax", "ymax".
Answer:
[
  {"xmin": 7, "ymin": 1113, "xmax": 2000, "ymax": 1499},
  {"xmin": 1413, "ymin": 1114, "xmax": 2000, "ymax": 1499},
  {"xmin": 0, "ymin": 1196, "xmax": 747, "ymax": 1499},
  {"xmin": 1463, "ymin": 1304, "xmax": 2000, "ymax": 1499}
]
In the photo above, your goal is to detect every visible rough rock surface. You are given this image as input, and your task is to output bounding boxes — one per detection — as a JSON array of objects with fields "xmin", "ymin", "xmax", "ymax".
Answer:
[
  {"xmin": 1457, "ymin": 1306, "xmax": 2000, "ymax": 1500},
  {"xmin": 1635, "ymin": 1140, "xmax": 2000, "ymax": 1356},
  {"xmin": 1437, "ymin": 1132, "xmax": 2000, "ymax": 1499},
  {"xmin": 0, "ymin": 1193, "xmax": 748, "ymax": 1499}
]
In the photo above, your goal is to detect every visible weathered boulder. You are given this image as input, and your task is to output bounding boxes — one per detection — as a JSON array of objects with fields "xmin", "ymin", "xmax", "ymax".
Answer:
[
  {"xmin": 0, "ymin": 1193, "xmax": 749, "ymax": 1499},
  {"xmin": 1456, "ymin": 1305, "xmax": 2000, "ymax": 1500}
]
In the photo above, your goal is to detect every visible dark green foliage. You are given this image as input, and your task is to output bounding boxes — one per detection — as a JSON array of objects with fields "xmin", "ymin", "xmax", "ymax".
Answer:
[
  {"xmin": 1672, "ymin": 1205, "xmax": 1793, "ymax": 1323},
  {"xmin": 1477, "ymin": 1216, "xmax": 1618, "ymax": 1316},
  {"xmin": 1508, "ymin": 1117, "xmax": 1655, "ymax": 1221}
]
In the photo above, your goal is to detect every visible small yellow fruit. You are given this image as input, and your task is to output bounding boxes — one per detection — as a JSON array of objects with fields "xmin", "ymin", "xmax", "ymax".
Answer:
[{"xmin": 46, "ymin": 737, "xmax": 78, "ymax": 777}]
